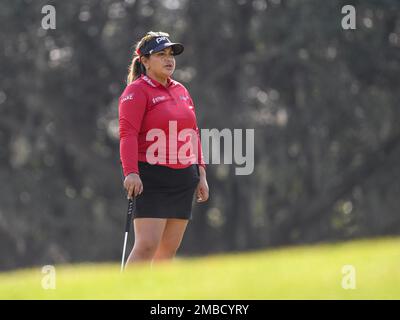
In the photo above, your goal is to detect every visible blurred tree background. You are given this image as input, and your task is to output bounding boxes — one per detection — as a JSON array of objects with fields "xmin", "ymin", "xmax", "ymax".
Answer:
[{"xmin": 1, "ymin": 0, "xmax": 399, "ymax": 270}]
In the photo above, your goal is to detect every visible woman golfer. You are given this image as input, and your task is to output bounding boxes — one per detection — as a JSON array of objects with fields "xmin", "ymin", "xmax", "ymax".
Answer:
[{"xmin": 119, "ymin": 31, "xmax": 209, "ymax": 266}]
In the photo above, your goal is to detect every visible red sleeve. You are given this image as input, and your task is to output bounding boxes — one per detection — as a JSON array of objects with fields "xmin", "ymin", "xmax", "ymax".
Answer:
[
  {"xmin": 188, "ymin": 94, "xmax": 206, "ymax": 171},
  {"xmin": 119, "ymin": 85, "xmax": 147, "ymax": 177}
]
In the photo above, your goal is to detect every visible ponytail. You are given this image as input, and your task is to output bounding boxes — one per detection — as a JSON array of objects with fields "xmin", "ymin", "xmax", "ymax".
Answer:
[{"xmin": 127, "ymin": 56, "xmax": 145, "ymax": 84}]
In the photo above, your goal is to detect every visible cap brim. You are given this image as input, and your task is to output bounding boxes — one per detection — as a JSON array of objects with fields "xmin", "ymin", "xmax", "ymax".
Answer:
[{"xmin": 150, "ymin": 43, "xmax": 184, "ymax": 56}]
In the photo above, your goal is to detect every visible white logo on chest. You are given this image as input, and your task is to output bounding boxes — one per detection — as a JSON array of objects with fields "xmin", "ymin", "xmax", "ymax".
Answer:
[{"xmin": 152, "ymin": 96, "xmax": 167, "ymax": 104}]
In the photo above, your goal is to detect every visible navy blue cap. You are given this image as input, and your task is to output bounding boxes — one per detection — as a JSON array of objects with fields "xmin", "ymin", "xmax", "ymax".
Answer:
[{"xmin": 138, "ymin": 36, "xmax": 184, "ymax": 56}]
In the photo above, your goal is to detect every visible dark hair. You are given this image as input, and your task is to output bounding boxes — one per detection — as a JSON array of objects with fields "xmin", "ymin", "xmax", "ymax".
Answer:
[{"xmin": 127, "ymin": 31, "xmax": 170, "ymax": 84}]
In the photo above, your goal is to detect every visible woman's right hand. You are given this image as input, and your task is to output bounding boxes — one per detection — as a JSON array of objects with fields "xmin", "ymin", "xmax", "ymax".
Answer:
[{"xmin": 123, "ymin": 173, "xmax": 143, "ymax": 199}]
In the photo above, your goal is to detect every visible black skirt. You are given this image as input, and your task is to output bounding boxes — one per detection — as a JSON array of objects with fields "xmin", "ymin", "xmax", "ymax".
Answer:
[{"xmin": 132, "ymin": 162, "xmax": 200, "ymax": 220}]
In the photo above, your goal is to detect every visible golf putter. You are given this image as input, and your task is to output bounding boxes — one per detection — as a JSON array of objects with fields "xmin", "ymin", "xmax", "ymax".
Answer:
[{"xmin": 120, "ymin": 196, "xmax": 135, "ymax": 272}]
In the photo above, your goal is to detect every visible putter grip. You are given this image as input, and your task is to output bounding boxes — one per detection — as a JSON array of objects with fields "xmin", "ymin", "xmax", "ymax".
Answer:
[{"xmin": 125, "ymin": 198, "xmax": 135, "ymax": 233}]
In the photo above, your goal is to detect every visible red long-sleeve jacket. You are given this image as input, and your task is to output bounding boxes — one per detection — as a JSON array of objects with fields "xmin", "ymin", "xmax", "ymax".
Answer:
[{"xmin": 119, "ymin": 74, "xmax": 206, "ymax": 177}]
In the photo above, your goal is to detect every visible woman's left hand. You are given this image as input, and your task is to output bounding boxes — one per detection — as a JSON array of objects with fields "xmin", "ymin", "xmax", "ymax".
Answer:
[{"xmin": 196, "ymin": 176, "xmax": 209, "ymax": 202}]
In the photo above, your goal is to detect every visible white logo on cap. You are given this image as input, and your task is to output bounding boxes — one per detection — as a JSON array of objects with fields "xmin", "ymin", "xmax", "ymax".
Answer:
[{"xmin": 156, "ymin": 36, "xmax": 169, "ymax": 44}]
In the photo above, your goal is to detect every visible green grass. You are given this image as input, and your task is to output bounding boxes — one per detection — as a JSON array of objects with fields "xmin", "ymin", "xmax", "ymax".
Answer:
[{"xmin": 1, "ymin": 237, "xmax": 399, "ymax": 299}]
